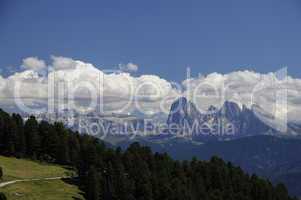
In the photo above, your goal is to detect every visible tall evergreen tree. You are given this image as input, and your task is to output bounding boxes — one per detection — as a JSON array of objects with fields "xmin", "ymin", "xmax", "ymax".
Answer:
[
  {"xmin": 24, "ymin": 116, "xmax": 41, "ymax": 159},
  {"xmin": 4, "ymin": 119, "xmax": 17, "ymax": 156},
  {"xmin": 12, "ymin": 113, "xmax": 26, "ymax": 157},
  {"xmin": 54, "ymin": 122, "xmax": 70, "ymax": 164},
  {"xmin": 86, "ymin": 166, "xmax": 100, "ymax": 200},
  {"xmin": 0, "ymin": 111, "xmax": 6, "ymax": 154},
  {"xmin": 39, "ymin": 121, "xmax": 58, "ymax": 162},
  {"xmin": 68, "ymin": 133, "xmax": 81, "ymax": 167}
]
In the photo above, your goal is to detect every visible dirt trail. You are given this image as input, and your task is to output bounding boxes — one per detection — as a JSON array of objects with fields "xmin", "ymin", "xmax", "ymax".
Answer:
[{"xmin": 0, "ymin": 177, "xmax": 69, "ymax": 188}]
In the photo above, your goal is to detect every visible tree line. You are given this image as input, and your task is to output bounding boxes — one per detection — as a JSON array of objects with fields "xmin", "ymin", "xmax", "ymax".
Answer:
[{"xmin": 0, "ymin": 108, "xmax": 297, "ymax": 200}]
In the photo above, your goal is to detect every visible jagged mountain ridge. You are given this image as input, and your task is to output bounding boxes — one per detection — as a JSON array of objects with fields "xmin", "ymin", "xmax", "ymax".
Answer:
[
  {"xmin": 32, "ymin": 97, "xmax": 300, "ymax": 138},
  {"xmin": 166, "ymin": 97, "xmax": 272, "ymax": 137}
]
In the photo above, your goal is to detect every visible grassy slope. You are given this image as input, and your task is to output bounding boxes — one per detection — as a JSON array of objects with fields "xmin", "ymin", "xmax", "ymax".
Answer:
[
  {"xmin": 0, "ymin": 155, "xmax": 72, "ymax": 181},
  {"xmin": 2, "ymin": 179, "xmax": 84, "ymax": 200},
  {"xmin": 0, "ymin": 156, "xmax": 84, "ymax": 200}
]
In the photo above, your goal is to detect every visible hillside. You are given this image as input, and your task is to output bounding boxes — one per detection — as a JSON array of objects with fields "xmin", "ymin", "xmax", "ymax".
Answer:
[
  {"xmin": 113, "ymin": 134, "xmax": 301, "ymax": 197},
  {"xmin": 1, "ymin": 179, "xmax": 84, "ymax": 200},
  {"xmin": 0, "ymin": 109, "xmax": 297, "ymax": 200},
  {"xmin": 0, "ymin": 156, "xmax": 84, "ymax": 200},
  {"xmin": 0, "ymin": 155, "xmax": 72, "ymax": 181}
]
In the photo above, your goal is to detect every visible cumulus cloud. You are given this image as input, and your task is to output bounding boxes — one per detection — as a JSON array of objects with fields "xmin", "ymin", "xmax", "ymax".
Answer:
[
  {"xmin": 183, "ymin": 68, "xmax": 301, "ymax": 127},
  {"xmin": 51, "ymin": 56, "xmax": 78, "ymax": 70},
  {"xmin": 0, "ymin": 56, "xmax": 178, "ymax": 115},
  {"xmin": 1, "ymin": 56, "xmax": 301, "ymax": 128},
  {"xmin": 119, "ymin": 62, "xmax": 139, "ymax": 72},
  {"xmin": 22, "ymin": 57, "xmax": 46, "ymax": 72}
]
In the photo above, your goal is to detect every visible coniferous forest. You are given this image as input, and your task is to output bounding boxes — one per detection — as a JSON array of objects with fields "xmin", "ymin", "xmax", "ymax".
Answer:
[{"xmin": 0, "ymin": 109, "xmax": 297, "ymax": 200}]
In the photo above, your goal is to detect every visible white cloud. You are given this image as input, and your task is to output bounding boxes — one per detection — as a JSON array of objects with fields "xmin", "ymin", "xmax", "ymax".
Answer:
[
  {"xmin": 119, "ymin": 62, "xmax": 139, "ymax": 72},
  {"xmin": 0, "ymin": 56, "xmax": 177, "ymax": 114},
  {"xmin": 1, "ymin": 56, "xmax": 301, "ymax": 126},
  {"xmin": 51, "ymin": 56, "xmax": 78, "ymax": 70},
  {"xmin": 183, "ymin": 69, "xmax": 301, "ymax": 124},
  {"xmin": 22, "ymin": 57, "xmax": 46, "ymax": 72}
]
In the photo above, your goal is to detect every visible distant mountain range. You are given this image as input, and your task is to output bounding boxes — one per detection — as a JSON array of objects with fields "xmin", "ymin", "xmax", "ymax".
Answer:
[
  {"xmin": 166, "ymin": 97, "xmax": 301, "ymax": 138},
  {"xmin": 33, "ymin": 96, "xmax": 301, "ymax": 138},
  {"xmin": 166, "ymin": 97, "xmax": 274, "ymax": 137}
]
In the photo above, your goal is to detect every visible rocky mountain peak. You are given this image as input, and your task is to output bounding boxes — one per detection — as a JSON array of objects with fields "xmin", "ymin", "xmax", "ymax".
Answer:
[{"xmin": 167, "ymin": 97, "xmax": 200, "ymax": 126}]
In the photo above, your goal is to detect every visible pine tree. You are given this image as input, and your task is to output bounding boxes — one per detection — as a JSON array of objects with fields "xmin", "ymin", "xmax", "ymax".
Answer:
[
  {"xmin": 113, "ymin": 161, "xmax": 135, "ymax": 200},
  {"xmin": 4, "ymin": 119, "xmax": 18, "ymax": 156},
  {"xmin": 24, "ymin": 116, "xmax": 41, "ymax": 159},
  {"xmin": 0, "ymin": 110, "xmax": 16, "ymax": 156},
  {"xmin": 86, "ymin": 166, "xmax": 100, "ymax": 200},
  {"xmin": 68, "ymin": 133, "xmax": 80, "ymax": 166},
  {"xmin": 54, "ymin": 122, "xmax": 70, "ymax": 164},
  {"xmin": 12, "ymin": 114, "xmax": 26, "ymax": 157},
  {"xmin": 39, "ymin": 121, "xmax": 58, "ymax": 162},
  {"xmin": 0, "ymin": 109, "xmax": 9, "ymax": 154}
]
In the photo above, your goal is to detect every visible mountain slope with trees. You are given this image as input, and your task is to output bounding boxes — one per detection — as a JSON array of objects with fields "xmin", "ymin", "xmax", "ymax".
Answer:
[{"xmin": 0, "ymin": 108, "xmax": 297, "ymax": 200}]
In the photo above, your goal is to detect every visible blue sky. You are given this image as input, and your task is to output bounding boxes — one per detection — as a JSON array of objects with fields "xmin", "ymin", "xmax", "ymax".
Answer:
[{"xmin": 1, "ymin": 0, "xmax": 301, "ymax": 81}]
